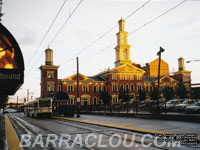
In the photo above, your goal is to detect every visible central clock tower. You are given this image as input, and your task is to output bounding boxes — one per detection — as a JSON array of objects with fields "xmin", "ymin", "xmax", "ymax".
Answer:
[{"xmin": 114, "ymin": 19, "xmax": 132, "ymax": 67}]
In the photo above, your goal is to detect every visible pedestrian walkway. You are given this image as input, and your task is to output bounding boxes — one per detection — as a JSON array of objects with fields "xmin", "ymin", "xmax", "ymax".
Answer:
[
  {"xmin": 79, "ymin": 111, "xmax": 200, "ymax": 123},
  {"xmin": 5, "ymin": 115, "xmax": 23, "ymax": 150},
  {"xmin": 53, "ymin": 114, "xmax": 200, "ymax": 139}
]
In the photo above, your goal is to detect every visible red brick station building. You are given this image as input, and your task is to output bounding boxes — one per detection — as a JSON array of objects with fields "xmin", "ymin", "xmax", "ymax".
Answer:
[{"xmin": 40, "ymin": 19, "xmax": 191, "ymax": 106}]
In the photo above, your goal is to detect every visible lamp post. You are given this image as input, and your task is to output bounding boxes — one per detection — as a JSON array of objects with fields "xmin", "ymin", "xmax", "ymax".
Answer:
[
  {"xmin": 186, "ymin": 60, "xmax": 200, "ymax": 63},
  {"xmin": 16, "ymin": 88, "xmax": 22, "ymax": 112},
  {"xmin": 156, "ymin": 47, "xmax": 165, "ymax": 114}
]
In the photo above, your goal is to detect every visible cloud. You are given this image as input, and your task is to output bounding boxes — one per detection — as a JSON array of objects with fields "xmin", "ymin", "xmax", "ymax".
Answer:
[
  {"xmin": 18, "ymin": 27, "xmax": 37, "ymax": 46},
  {"xmin": 173, "ymin": 21, "xmax": 200, "ymax": 37},
  {"xmin": 76, "ymin": 28, "xmax": 91, "ymax": 41}
]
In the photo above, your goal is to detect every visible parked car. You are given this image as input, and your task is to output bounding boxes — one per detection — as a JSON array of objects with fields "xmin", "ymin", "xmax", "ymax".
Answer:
[
  {"xmin": 175, "ymin": 99, "xmax": 197, "ymax": 111},
  {"xmin": 3, "ymin": 108, "xmax": 17, "ymax": 113},
  {"xmin": 185, "ymin": 102, "xmax": 200, "ymax": 114},
  {"xmin": 139, "ymin": 99, "xmax": 155, "ymax": 110},
  {"xmin": 160, "ymin": 99, "xmax": 184, "ymax": 111}
]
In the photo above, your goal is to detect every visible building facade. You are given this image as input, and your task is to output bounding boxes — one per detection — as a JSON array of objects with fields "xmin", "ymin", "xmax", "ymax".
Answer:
[{"xmin": 40, "ymin": 19, "xmax": 191, "ymax": 106}]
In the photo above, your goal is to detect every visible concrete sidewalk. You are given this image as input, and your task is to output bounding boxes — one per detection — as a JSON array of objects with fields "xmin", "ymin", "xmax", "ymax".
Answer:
[
  {"xmin": 5, "ymin": 115, "xmax": 23, "ymax": 150},
  {"xmin": 54, "ymin": 114, "xmax": 200, "ymax": 136},
  {"xmin": 79, "ymin": 111, "xmax": 200, "ymax": 123},
  {"xmin": 0, "ymin": 112, "xmax": 23, "ymax": 150}
]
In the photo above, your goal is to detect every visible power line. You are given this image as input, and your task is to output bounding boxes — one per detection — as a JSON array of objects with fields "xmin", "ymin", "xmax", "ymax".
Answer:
[
  {"xmin": 48, "ymin": 0, "xmax": 83, "ymax": 45},
  {"xmin": 59, "ymin": 0, "xmax": 152, "ymax": 67},
  {"xmin": 26, "ymin": 0, "xmax": 68, "ymax": 69},
  {"xmin": 28, "ymin": 0, "xmax": 83, "ymax": 73},
  {"xmin": 32, "ymin": 0, "xmax": 188, "ymax": 78},
  {"xmin": 124, "ymin": 0, "xmax": 151, "ymax": 20},
  {"xmin": 129, "ymin": 0, "xmax": 188, "ymax": 36},
  {"xmin": 61, "ymin": 43, "xmax": 115, "ymax": 76},
  {"xmin": 28, "ymin": 0, "xmax": 151, "ymax": 74},
  {"xmin": 81, "ymin": 43, "xmax": 115, "ymax": 65},
  {"xmin": 70, "ymin": 0, "xmax": 188, "ymax": 72}
]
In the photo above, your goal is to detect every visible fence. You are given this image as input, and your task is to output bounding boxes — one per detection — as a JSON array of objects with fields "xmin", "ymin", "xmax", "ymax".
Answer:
[{"xmin": 78, "ymin": 100, "xmax": 162, "ymax": 115}]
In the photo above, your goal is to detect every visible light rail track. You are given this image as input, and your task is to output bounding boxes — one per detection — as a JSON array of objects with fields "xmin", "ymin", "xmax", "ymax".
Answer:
[{"xmin": 8, "ymin": 113, "xmax": 188, "ymax": 150}]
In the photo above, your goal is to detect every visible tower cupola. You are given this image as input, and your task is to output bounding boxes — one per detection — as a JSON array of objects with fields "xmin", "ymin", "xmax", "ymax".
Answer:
[
  {"xmin": 45, "ymin": 48, "xmax": 53, "ymax": 65},
  {"xmin": 178, "ymin": 57, "xmax": 185, "ymax": 71}
]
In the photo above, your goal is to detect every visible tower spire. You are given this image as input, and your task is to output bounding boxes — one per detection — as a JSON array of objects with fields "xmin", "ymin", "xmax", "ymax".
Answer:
[
  {"xmin": 118, "ymin": 18, "xmax": 125, "ymax": 32},
  {"xmin": 114, "ymin": 18, "xmax": 132, "ymax": 67}
]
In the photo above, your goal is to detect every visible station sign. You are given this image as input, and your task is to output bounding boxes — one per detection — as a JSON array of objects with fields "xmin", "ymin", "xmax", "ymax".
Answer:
[{"xmin": 0, "ymin": 23, "xmax": 24, "ymax": 95}]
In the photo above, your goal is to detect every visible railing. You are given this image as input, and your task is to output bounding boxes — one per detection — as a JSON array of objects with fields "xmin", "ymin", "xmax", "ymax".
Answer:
[{"xmin": 77, "ymin": 101, "xmax": 160, "ymax": 115}]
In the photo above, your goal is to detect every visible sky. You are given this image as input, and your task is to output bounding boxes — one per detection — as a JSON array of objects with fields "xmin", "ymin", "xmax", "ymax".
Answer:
[{"xmin": 2, "ymin": 0, "xmax": 200, "ymax": 103}]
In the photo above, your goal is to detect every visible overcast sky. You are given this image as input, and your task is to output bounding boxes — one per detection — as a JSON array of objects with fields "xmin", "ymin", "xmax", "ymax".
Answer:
[{"xmin": 2, "ymin": 0, "xmax": 200, "ymax": 103}]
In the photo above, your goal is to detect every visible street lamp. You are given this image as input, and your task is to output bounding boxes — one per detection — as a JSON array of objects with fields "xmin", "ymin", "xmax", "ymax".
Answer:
[
  {"xmin": 156, "ymin": 47, "xmax": 165, "ymax": 114},
  {"xmin": 186, "ymin": 60, "xmax": 200, "ymax": 63}
]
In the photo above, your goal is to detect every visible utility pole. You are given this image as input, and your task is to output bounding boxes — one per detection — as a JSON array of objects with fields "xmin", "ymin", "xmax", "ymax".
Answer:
[
  {"xmin": 17, "ymin": 96, "xmax": 18, "ymax": 112},
  {"xmin": 27, "ymin": 89, "xmax": 34, "ymax": 101},
  {"xmin": 27, "ymin": 89, "xmax": 29, "ymax": 102},
  {"xmin": 156, "ymin": 47, "xmax": 165, "ymax": 114},
  {"xmin": 76, "ymin": 57, "xmax": 80, "ymax": 117}
]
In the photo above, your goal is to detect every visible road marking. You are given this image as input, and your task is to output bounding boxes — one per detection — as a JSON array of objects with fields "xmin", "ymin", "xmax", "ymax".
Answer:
[
  {"xmin": 5, "ymin": 115, "xmax": 23, "ymax": 150},
  {"xmin": 52, "ymin": 116, "xmax": 174, "ymax": 135}
]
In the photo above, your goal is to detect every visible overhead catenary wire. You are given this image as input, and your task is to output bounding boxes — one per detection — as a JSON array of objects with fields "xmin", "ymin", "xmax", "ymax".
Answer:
[
  {"xmin": 129, "ymin": 0, "xmax": 188, "ymax": 36},
  {"xmin": 26, "ymin": 0, "xmax": 68, "ymax": 69},
  {"xmin": 73, "ymin": 0, "xmax": 188, "ymax": 71},
  {"xmin": 59, "ymin": 0, "xmax": 152, "ymax": 67},
  {"xmin": 62, "ymin": 43, "xmax": 115, "ymax": 76},
  {"xmin": 48, "ymin": 0, "xmax": 83, "ymax": 45},
  {"xmin": 28, "ymin": 0, "xmax": 83, "ymax": 73},
  {"xmin": 28, "ymin": 0, "xmax": 151, "ymax": 74},
  {"xmin": 24, "ymin": 0, "xmax": 190, "ymax": 98}
]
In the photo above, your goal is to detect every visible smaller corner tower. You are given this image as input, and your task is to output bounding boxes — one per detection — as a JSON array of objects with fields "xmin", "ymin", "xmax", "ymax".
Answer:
[
  {"xmin": 174, "ymin": 57, "xmax": 191, "ymax": 97},
  {"xmin": 40, "ymin": 48, "xmax": 59, "ymax": 97},
  {"xmin": 114, "ymin": 19, "xmax": 132, "ymax": 67}
]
